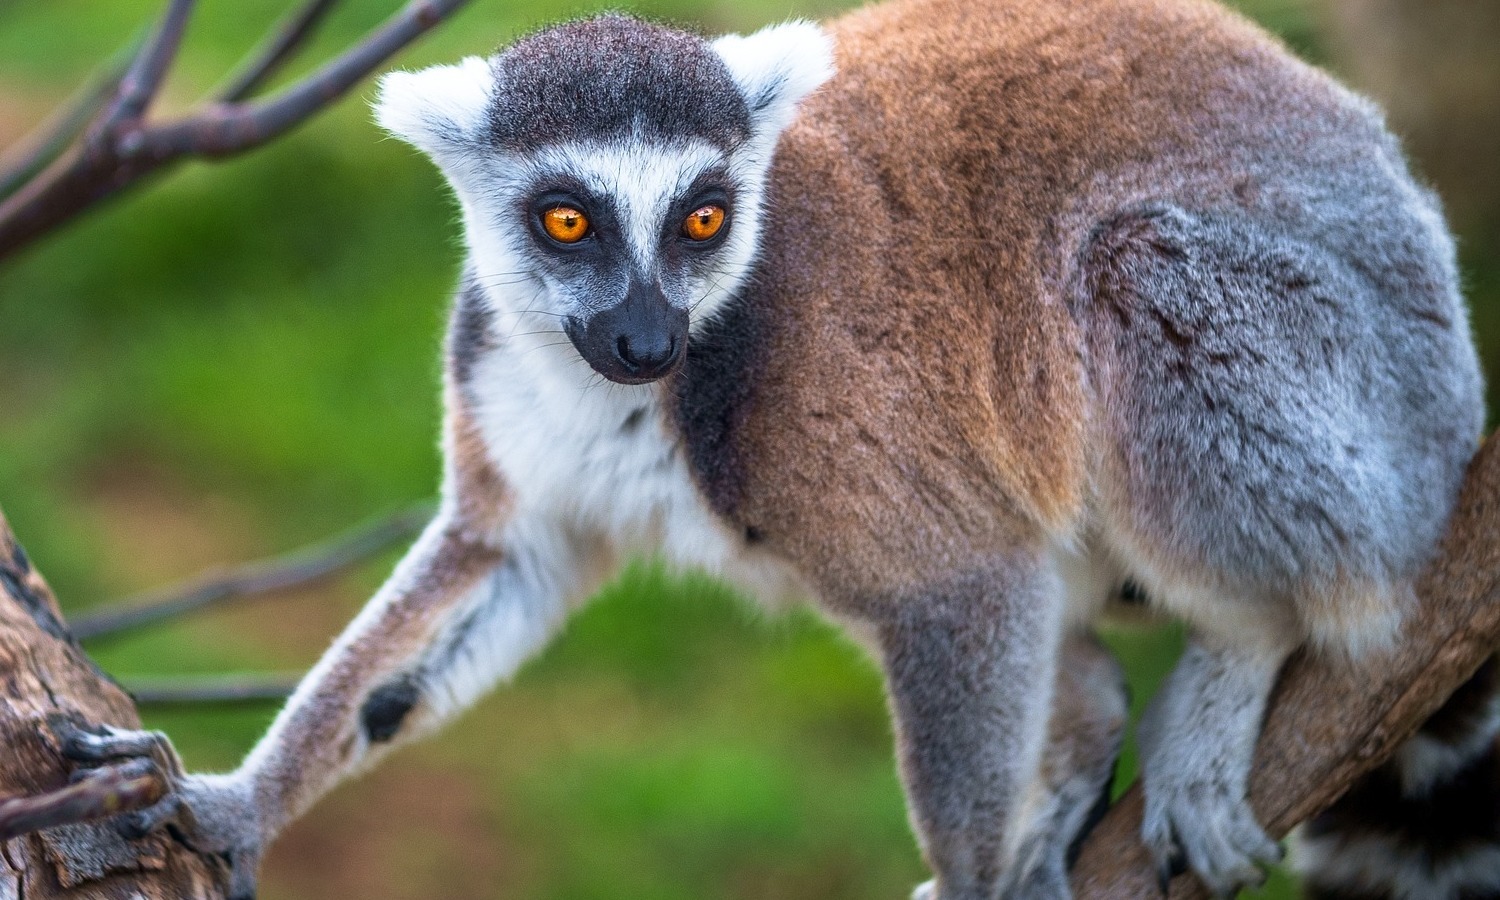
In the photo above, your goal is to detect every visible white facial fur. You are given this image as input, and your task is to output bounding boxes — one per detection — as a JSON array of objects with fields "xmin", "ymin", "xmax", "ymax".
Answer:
[
  {"xmin": 373, "ymin": 21, "xmax": 834, "ymax": 337},
  {"xmin": 712, "ymin": 21, "xmax": 836, "ymax": 155}
]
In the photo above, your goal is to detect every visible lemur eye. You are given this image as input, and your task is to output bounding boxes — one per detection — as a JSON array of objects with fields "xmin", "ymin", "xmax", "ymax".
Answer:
[
  {"xmin": 542, "ymin": 206, "xmax": 590, "ymax": 244},
  {"xmin": 682, "ymin": 204, "xmax": 726, "ymax": 242}
]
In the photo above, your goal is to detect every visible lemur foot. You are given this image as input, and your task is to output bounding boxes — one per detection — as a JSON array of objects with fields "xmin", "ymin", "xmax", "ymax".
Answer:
[
  {"xmin": 58, "ymin": 722, "xmax": 264, "ymax": 900},
  {"xmin": 1140, "ymin": 778, "xmax": 1281, "ymax": 897}
]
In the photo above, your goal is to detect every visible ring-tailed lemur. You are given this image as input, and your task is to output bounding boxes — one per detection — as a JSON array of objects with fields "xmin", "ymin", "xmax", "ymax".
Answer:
[{"xmin": 61, "ymin": 1, "xmax": 1487, "ymax": 898}]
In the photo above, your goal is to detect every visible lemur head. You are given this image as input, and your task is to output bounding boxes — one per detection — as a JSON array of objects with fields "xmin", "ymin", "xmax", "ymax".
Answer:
[{"xmin": 375, "ymin": 15, "xmax": 834, "ymax": 384}]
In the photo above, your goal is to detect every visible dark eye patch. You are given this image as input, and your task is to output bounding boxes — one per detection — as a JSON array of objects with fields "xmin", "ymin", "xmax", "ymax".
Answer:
[
  {"xmin": 523, "ymin": 182, "xmax": 622, "ymax": 256},
  {"xmin": 662, "ymin": 169, "xmax": 737, "ymax": 249}
]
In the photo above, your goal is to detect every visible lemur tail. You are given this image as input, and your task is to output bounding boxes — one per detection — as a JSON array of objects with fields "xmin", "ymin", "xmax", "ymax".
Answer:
[{"xmin": 1295, "ymin": 655, "xmax": 1500, "ymax": 900}]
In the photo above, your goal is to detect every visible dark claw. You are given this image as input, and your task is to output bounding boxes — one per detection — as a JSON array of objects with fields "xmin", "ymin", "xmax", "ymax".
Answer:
[
  {"xmin": 56, "ymin": 722, "xmax": 110, "ymax": 762},
  {"xmin": 227, "ymin": 850, "xmax": 260, "ymax": 900},
  {"xmin": 1155, "ymin": 839, "xmax": 1187, "ymax": 896},
  {"xmin": 60, "ymin": 728, "xmax": 162, "ymax": 763},
  {"xmin": 118, "ymin": 811, "xmax": 154, "ymax": 840}
]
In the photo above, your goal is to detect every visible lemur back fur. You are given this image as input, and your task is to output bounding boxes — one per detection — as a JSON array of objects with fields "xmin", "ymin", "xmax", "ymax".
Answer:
[{"xmin": 61, "ymin": 1, "xmax": 1486, "ymax": 898}]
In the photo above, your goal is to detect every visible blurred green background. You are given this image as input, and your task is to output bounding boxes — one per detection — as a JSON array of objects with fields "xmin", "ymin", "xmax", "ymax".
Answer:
[{"xmin": 0, "ymin": 1, "xmax": 1493, "ymax": 898}]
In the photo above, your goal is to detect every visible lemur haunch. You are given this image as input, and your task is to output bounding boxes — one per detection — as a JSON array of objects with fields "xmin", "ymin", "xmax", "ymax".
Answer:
[{"xmin": 63, "ymin": 1, "xmax": 1487, "ymax": 897}]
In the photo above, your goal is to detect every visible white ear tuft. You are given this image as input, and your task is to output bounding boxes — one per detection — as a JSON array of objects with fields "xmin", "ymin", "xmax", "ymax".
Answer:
[
  {"xmin": 712, "ymin": 21, "xmax": 835, "ymax": 144},
  {"xmin": 373, "ymin": 56, "xmax": 494, "ymax": 157}
]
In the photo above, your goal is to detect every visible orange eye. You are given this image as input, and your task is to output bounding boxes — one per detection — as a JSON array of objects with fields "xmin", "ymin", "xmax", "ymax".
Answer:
[
  {"xmin": 542, "ymin": 206, "xmax": 589, "ymax": 244},
  {"xmin": 683, "ymin": 204, "xmax": 726, "ymax": 242}
]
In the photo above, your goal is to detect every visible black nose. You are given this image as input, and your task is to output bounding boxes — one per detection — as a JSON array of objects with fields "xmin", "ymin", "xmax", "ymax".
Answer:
[
  {"xmin": 564, "ymin": 283, "xmax": 688, "ymax": 385},
  {"xmin": 615, "ymin": 331, "xmax": 679, "ymax": 376}
]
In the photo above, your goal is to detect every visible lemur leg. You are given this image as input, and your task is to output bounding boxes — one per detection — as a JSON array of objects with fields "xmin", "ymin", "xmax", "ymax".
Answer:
[
  {"xmin": 872, "ymin": 556, "xmax": 1065, "ymax": 900},
  {"xmin": 65, "ymin": 510, "xmax": 606, "ymax": 899},
  {"xmin": 1138, "ymin": 632, "xmax": 1291, "ymax": 896},
  {"xmin": 910, "ymin": 632, "xmax": 1129, "ymax": 900}
]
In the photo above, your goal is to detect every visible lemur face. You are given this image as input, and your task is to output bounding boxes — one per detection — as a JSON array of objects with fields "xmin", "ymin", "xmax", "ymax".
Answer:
[
  {"xmin": 375, "ymin": 15, "xmax": 834, "ymax": 385},
  {"xmin": 502, "ymin": 138, "xmax": 743, "ymax": 385}
]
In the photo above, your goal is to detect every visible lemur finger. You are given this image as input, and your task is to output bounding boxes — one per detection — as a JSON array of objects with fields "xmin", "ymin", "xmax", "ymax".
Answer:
[
  {"xmin": 1010, "ymin": 861, "xmax": 1071, "ymax": 900},
  {"xmin": 59, "ymin": 724, "xmax": 170, "ymax": 764},
  {"xmin": 1140, "ymin": 808, "xmax": 1186, "ymax": 894},
  {"xmin": 64, "ymin": 754, "xmax": 157, "ymax": 785},
  {"xmin": 118, "ymin": 793, "xmax": 183, "ymax": 839},
  {"xmin": 1227, "ymin": 813, "xmax": 1283, "ymax": 867},
  {"xmin": 226, "ymin": 850, "xmax": 260, "ymax": 900},
  {"xmin": 1172, "ymin": 806, "xmax": 1267, "ymax": 897},
  {"xmin": 1154, "ymin": 844, "xmax": 1187, "ymax": 896}
]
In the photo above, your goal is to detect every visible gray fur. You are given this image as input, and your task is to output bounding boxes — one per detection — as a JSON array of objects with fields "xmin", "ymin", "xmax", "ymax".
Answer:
[
  {"xmin": 1076, "ymin": 201, "xmax": 1479, "ymax": 619},
  {"xmin": 1070, "ymin": 188, "xmax": 1480, "ymax": 888},
  {"xmin": 874, "ymin": 558, "xmax": 1065, "ymax": 900},
  {"xmin": 486, "ymin": 15, "xmax": 751, "ymax": 153},
  {"xmin": 448, "ymin": 276, "xmax": 496, "ymax": 391},
  {"xmin": 1137, "ymin": 638, "xmax": 1289, "ymax": 895}
]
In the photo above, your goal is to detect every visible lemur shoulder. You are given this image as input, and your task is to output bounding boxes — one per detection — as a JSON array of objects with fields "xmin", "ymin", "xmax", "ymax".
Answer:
[{"xmin": 61, "ymin": 0, "xmax": 1489, "ymax": 898}]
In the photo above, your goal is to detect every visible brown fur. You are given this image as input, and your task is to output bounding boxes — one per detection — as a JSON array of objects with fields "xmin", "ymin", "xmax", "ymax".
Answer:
[
  {"xmin": 442, "ymin": 391, "xmax": 514, "ymax": 537},
  {"xmin": 708, "ymin": 0, "xmax": 1363, "ymax": 606}
]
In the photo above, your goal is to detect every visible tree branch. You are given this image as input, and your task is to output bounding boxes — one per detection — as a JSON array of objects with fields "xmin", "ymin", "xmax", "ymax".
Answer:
[
  {"xmin": 0, "ymin": 40, "xmax": 140, "ymax": 203},
  {"xmin": 126, "ymin": 674, "xmax": 299, "ymax": 706},
  {"xmin": 0, "ymin": 507, "xmax": 229, "ymax": 895},
  {"xmin": 134, "ymin": 0, "xmax": 468, "ymax": 159},
  {"xmin": 219, "ymin": 0, "xmax": 342, "ymax": 103},
  {"xmin": 97, "ymin": 0, "xmax": 195, "ymax": 133},
  {"xmin": 73, "ymin": 503, "xmax": 432, "ymax": 642},
  {"xmin": 1072, "ymin": 432, "xmax": 1500, "ymax": 897},
  {"xmin": 0, "ymin": 759, "xmax": 165, "ymax": 842},
  {"xmin": 0, "ymin": 0, "xmax": 472, "ymax": 263}
]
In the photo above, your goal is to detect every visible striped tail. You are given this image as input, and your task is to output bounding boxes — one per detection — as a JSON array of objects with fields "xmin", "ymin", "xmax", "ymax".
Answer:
[{"xmin": 1296, "ymin": 656, "xmax": 1500, "ymax": 900}]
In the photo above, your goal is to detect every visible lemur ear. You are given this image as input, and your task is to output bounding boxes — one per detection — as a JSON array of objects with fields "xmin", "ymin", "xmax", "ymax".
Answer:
[
  {"xmin": 712, "ymin": 21, "xmax": 835, "ymax": 146},
  {"xmin": 374, "ymin": 56, "xmax": 494, "ymax": 159}
]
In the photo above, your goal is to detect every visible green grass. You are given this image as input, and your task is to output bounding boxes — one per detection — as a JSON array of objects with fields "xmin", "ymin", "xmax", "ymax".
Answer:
[{"xmin": 0, "ymin": 0, "xmax": 1492, "ymax": 897}]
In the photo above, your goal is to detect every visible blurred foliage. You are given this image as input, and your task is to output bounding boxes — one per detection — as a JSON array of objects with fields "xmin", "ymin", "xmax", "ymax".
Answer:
[{"xmin": 0, "ymin": 0, "xmax": 1491, "ymax": 898}]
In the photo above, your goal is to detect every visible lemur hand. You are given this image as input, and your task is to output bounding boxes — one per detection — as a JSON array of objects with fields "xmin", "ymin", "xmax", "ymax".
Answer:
[{"xmin": 60, "ymin": 723, "xmax": 265, "ymax": 900}]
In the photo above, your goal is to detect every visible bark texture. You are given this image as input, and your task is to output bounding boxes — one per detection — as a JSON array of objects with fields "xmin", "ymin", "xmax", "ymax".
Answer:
[
  {"xmin": 0, "ymin": 508, "xmax": 227, "ymax": 899},
  {"xmin": 1073, "ymin": 433, "xmax": 1500, "ymax": 897}
]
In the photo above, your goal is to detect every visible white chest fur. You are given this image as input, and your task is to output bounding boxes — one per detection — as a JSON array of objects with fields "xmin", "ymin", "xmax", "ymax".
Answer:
[{"xmin": 466, "ymin": 328, "xmax": 806, "ymax": 606}]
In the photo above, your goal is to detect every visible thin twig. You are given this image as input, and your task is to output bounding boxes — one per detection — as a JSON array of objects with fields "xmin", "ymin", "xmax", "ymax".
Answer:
[
  {"xmin": 126, "ymin": 673, "xmax": 300, "ymax": 705},
  {"xmin": 219, "ymin": 0, "xmax": 342, "ymax": 103},
  {"xmin": 0, "ymin": 37, "xmax": 142, "ymax": 203},
  {"xmin": 136, "ymin": 0, "xmax": 470, "ymax": 159},
  {"xmin": 73, "ymin": 503, "xmax": 433, "ymax": 642},
  {"xmin": 98, "ymin": 0, "xmax": 196, "ymax": 133},
  {"xmin": 0, "ymin": 0, "xmax": 473, "ymax": 262},
  {"xmin": 0, "ymin": 759, "xmax": 165, "ymax": 841}
]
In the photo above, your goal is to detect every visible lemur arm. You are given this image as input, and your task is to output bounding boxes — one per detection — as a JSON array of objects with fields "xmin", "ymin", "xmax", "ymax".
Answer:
[
  {"xmin": 242, "ymin": 510, "xmax": 505, "ymax": 832},
  {"xmin": 64, "ymin": 409, "xmax": 605, "ymax": 898}
]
